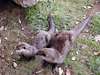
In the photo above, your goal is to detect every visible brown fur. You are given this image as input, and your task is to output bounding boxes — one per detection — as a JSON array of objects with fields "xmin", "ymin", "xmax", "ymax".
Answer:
[
  {"xmin": 16, "ymin": 13, "xmax": 56, "ymax": 58},
  {"xmin": 37, "ymin": 16, "xmax": 92, "ymax": 64},
  {"xmin": 48, "ymin": 32, "xmax": 71, "ymax": 54},
  {"xmin": 16, "ymin": 14, "xmax": 92, "ymax": 64}
]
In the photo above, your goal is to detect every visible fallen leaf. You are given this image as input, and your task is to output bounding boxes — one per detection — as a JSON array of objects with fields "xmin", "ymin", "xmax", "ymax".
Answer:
[{"xmin": 94, "ymin": 51, "xmax": 100, "ymax": 56}]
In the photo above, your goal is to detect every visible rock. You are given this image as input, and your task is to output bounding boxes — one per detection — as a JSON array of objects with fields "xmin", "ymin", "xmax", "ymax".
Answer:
[{"xmin": 13, "ymin": 0, "xmax": 39, "ymax": 8}]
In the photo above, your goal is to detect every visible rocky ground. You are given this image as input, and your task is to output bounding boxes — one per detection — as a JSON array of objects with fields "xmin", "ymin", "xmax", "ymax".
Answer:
[{"xmin": 0, "ymin": 0, "xmax": 100, "ymax": 75}]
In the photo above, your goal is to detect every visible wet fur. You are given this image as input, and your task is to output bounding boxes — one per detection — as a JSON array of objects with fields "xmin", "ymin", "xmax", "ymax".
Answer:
[
  {"xmin": 37, "ymin": 16, "xmax": 92, "ymax": 64},
  {"xmin": 48, "ymin": 32, "xmax": 72, "ymax": 54},
  {"xmin": 16, "ymin": 14, "xmax": 92, "ymax": 64},
  {"xmin": 16, "ymin": 13, "xmax": 56, "ymax": 58}
]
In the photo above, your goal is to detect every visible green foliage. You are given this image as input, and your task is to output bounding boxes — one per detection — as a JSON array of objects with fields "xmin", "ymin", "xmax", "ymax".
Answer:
[
  {"xmin": 78, "ymin": 38, "xmax": 100, "ymax": 75},
  {"xmin": 89, "ymin": 56, "xmax": 100, "ymax": 75},
  {"xmin": 91, "ymin": 15, "xmax": 100, "ymax": 34},
  {"xmin": 78, "ymin": 38, "xmax": 100, "ymax": 51},
  {"xmin": 26, "ymin": 0, "xmax": 91, "ymax": 31}
]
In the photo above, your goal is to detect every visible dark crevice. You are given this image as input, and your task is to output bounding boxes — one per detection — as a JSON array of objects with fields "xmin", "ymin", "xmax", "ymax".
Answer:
[{"xmin": 0, "ymin": 0, "xmax": 21, "ymax": 12}]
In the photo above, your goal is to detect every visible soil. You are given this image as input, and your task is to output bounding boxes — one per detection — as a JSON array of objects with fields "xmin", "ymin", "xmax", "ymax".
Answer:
[
  {"xmin": 0, "ymin": 0, "xmax": 100, "ymax": 75},
  {"xmin": 0, "ymin": 1, "xmax": 35, "ymax": 75}
]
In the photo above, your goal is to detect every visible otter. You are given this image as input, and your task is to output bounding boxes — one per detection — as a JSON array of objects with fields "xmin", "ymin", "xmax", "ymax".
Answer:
[
  {"xmin": 16, "ymin": 13, "xmax": 56, "ymax": 57},
  {"xmin": 16, "ymin": 13, "xmax": 92, "ymax": 64},
  {"xmin": 37, "ymin": 16, "xmax": 92, "ymax": 64}
]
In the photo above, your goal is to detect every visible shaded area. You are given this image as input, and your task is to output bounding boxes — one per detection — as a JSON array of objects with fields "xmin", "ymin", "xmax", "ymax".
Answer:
[{"xmin": 0, "ymin": 0, "xmax": 14, "ymax": 12}]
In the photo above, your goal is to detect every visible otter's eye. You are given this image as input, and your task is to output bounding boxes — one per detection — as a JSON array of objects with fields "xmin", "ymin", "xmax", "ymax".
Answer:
[{"xmin": 22, "ymin": 46, "xmax": 26, "ymax": 49}]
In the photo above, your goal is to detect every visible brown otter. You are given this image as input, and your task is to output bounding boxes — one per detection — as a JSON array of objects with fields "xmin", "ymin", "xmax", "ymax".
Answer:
[
  {"xmin": 16, "ymin": 13, "xmax": 92, "ymax": 64},
  {"xmin": 16, "ymin": 13, "xmax": 56, "ymax": 58},
  {"xmin": 37, "ymin": 16, "xmax": 92, "ymax": 64}
]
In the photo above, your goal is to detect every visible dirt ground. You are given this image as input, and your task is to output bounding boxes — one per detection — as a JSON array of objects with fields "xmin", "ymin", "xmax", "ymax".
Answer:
[
  {"xmin": 0, "ymin": 1, "xmax": 36, "ymax": 75},
  {"xmin": 0, "ymin": 0, "xmax": 100, "ymax": 75}
]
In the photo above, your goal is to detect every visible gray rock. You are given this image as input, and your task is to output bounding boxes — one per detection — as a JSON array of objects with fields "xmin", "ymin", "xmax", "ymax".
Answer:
[{"xmin": 13, "ymin": 0, "xmax": 39, "ymax": 7}]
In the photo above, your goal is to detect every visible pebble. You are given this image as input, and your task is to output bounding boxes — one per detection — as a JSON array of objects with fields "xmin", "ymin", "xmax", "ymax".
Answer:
[
  {"xmin": 0, "ymin": 26, "xmax": 4, "ymax": 31},
  {"xmin": 94, "ymin": 52, "xmax": 98, "ymax": 56},
  {"xmin": 58, "ymin": 67, "xmax": 63, "ymax": 75},
  {"xmin": 81, "ymin": 45, "xmax": 88, "ymax": 49},
  {"xmin": 18, "ymin": 19, "xmax": 21, "ymax": 24},
  {"xmin": 84, "ymin": 29, "xmax": 89, "ymax": 33},
  {"xmin": 22, "ymin": 27, "xmax": 24, "ymax": 30},
  {"xmin": 87, "ymin": 6, "xmax": 92, "ymax": 9},
  {"xmin": 4, "ymin": 27, "xmax": 7, "ymax": 31},
  {"xmin": 82, "ymin": 34, "xmax": 87, "ymax": 38},
  {"xmin": 94, "ymin": 35, "xmax": 100, "ymax": 42},
  {"xmin": 83, "ymin": 6, "xmax": 87, "ymax": 9},
  {"xmin": 76, "ymin": 51, "xmax": 79, "ymax": 55},
  {"xmin": 83, "ymin": 15, "xmax": 86, "ymax": 19},
  {"xmin": 4, "ymin": 37, "xmax": 8, "ymax": 40},
  {"xmin": 11, "ymin": 52, "xmax": 13, "ymax": 55},
  {"xmin": 75, "ymin": 21, "xmax": 79, "ymax": 24},
  {"xmin": 13, "ymin": 62, "xmax": 17, "ymax": 68},
  {"xmin": 0, "ymin": 38, "xmax": 1, "ymax": 44},
  {"xmin": 72, "ymin": 56, "xmax": 76, "ymax": 61},
  {"xmin": 1, "ymin": 55, "xmax": 4, "ymax": 58}
]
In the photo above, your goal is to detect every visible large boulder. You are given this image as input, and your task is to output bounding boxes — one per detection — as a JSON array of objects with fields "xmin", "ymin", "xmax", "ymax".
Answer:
[{"xmin": 13, "ymin": 0, "xmax": 39, "ymax": 7}]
